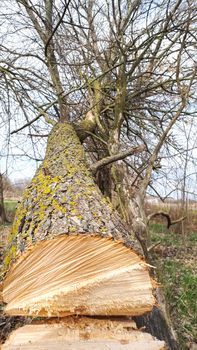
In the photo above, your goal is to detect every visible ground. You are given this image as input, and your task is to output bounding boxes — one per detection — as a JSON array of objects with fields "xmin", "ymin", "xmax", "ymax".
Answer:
[{"xmin": 149, "ymin": 222, "xmax": 197, "ymax": 350}]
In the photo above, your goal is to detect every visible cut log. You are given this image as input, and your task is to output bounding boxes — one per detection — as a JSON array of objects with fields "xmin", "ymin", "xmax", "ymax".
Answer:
[
  {"xmin": 2, "ymin": 123, "xmax": 155, "ymax": 317},
  {"xmin": 1, "ymin": 317, "xmax": 166, "ymax": 350},
  {"xmin": 3, "ymin": 236, "xmax": 153, "ymax": 316}
]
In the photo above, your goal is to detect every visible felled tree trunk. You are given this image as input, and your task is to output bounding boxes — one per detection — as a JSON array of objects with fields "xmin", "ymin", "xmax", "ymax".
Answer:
[
  {"xmin": 2, "ymin": 123, "xmax": 155, "ymax": 319},
  {"xmin": 106, "ymin": 161, "xmax": 178, "ymax": 349},
  {"xmin": 1, "ymin": 317, "xmax": 166, "ymax": 350}
]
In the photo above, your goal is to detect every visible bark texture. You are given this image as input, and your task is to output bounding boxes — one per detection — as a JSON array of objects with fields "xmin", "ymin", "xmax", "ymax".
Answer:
[
  {"xmin": 3, "ymin": 123, "xmax": 141, "ymax": 274},
  {"xmin": 2, "ymin": 122, "xmax": 156, "ymax": 318},
  {"xmin": 134, "ymin": 307, "xmax": 178, "ymax": 350}
]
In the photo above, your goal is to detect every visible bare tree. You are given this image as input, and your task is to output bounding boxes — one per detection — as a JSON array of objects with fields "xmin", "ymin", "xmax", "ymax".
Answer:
[
  {"xmin": 0, "ymin": 0, "xmax": 197, "ymax": 348},
  {"xmin": 1, "ymin": 0, "xmax": 196, "ymax": 245}
]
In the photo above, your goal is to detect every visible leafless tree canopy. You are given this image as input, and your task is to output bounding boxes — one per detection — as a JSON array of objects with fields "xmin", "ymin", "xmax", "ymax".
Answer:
[{"xmin": 0, "ymin": 0, "xmax": 197, "ymax": 213}]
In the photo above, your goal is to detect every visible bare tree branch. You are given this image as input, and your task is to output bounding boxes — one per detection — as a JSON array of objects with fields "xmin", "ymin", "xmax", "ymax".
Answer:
[
  {"xmin": 91, "ymin": 145, "xmax": 145, "ymax": 174},
  {"xmin": 45, "ymin": 0, "xmax": 71, "ymax": 57}
]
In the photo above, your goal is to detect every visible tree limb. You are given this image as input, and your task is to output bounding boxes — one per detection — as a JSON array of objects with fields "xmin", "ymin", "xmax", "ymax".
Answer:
[
  {"xmin": 73, "ymin": 111, "xmax": 97, "ymax": 142},
  {"xmin": 10, "ymin": 115, "xmax": 41, "ymax": 135},
  {"xmin": 17, "ymin": 0, "xmax": 45, "ymax": 41},
  {"xmin": 148, "ymin": 241, "xmax": 161, "ymax": 253},
  {"xmin": 10, "ymin": 109, "xmax": 56, "ymax": 135},
  {"xmin": 45, "ymin": 0, "xmax": 71, "ymax": 57},
  {"xmin": 91, "ymin": 145, "xmax": 145, "ymax": 174}
]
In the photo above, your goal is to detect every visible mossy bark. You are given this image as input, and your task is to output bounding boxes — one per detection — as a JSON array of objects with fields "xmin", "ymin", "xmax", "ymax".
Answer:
[{"xmin": 3, "ymin": 122, "xmax": 141, "ymax": 274}]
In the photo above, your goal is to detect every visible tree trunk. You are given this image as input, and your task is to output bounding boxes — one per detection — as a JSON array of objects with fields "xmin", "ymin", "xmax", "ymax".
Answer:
[
  {"xmin": 2, "ymin": 123, "xmax": 154, "ymax": 319},
  {"xmin": 105, "ymin": 161, "xmax": 179, "ymax": 349},
  {"xmin": 1, "ymin": 317, "xmax": 166, "ymax": 350},
  {"xmin": 134, "ymin": 306, "xmax": 178, "ymax": 350}
]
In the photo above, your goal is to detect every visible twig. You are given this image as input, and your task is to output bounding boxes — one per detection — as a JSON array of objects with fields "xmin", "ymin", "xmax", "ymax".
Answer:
[
  {"xmin": 11, "ymin": 109, "xmax": 56, "ymax": 135},
  {"xmin": 10, "ymin": 115, "xmax": 41, "ymax": 134},
  {"xmin": 148, "ymin": 241, "xmax": 161, "ymax": 253}
]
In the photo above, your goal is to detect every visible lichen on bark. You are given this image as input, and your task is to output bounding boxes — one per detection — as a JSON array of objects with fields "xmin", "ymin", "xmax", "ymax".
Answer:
[{"xmin": 3, "ymin": 122, "xmax": 141, "ymax": 274}]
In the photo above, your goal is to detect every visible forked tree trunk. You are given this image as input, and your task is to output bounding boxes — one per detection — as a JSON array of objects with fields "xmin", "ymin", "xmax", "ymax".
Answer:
[{"xmin": 1, "ymin": 123, "xmax": 166, "ymax": 349}]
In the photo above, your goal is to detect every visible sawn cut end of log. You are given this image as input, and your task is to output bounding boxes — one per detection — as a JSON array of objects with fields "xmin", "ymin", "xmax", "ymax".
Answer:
[
  {"xmin": 3, "ymin": 235, "xmax": 154, "ymax": 317},
  {"xmin": 0, "ymin": 317, "xmax": 167, "ymax": 350},
  {"xmin": 2, "ymin": 122, "xmax": 155, "ymax": 318}
]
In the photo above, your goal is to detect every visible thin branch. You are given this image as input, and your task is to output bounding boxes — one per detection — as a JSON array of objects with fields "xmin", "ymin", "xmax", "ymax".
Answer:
[
  {"xmin": 10, "ymin": 109, "xmax": 56, "ymax": 135},
  {"xmin": 148, "ymin": 241, "xmax": 161, "ymax": 253},
  {"xmin": 9, "ymin": 58, "xmax": 131, "ymax": 134},
  {"xmin": 45, "ymin": 0, "xmax": 71, "ymax": 57},
  {"xmin": 17, "ymin": 0, "xmax": 45, "ymax": 41},
  {"xmin": 10, "ymin": 115, "xmax": 41, "ymax": 135},
  {"xmin": 28, "ymin": 134, "xmax": 49, "ymax": 137},
  {"xmin": 139, "ymin": 66, "xmax": 197, "ymax": 199},
  {"xmin": 91, "ymin": 145, "xmax": 145, "ymax": 174}
]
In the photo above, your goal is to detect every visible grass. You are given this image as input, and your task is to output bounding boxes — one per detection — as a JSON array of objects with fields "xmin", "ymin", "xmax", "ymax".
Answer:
[
  {"xmin": 4, "ymin": 200, "xmax": 18, "ymax": 222},
  {"xmin": 149, "ymin": 223, "xmax": 197, "ymax": 349},
  {"xmin": 158, "ymin": 260, "xmax": 197, "ymax": 346},
  {"xmin": 4, "ymin": 200, "xmax": 18, "ymax": 212}
]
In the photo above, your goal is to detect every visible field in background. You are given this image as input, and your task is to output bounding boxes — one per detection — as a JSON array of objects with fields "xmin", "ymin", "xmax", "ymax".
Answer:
[
  {"xmin": 4, "ymin": 200, "xmax": 18, "ymax": 222},
  {"xmin": 147, "ymin": 201, "xmax": 197, "ymax": 350},
  {"xmin": 146, "ymin": 199, "xmax": 197, "ymax": 234}
]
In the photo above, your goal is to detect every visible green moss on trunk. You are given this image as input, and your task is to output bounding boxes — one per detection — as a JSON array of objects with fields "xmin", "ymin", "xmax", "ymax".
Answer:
[{"xmin": 3, "ymin": 123, "xmax": 140, "ymax": 274}]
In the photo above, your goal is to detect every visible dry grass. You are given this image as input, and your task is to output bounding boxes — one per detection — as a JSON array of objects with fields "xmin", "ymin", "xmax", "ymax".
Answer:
[{"xmin": 146, "ymin": 200, "xmax": 197, "ymax": 234}]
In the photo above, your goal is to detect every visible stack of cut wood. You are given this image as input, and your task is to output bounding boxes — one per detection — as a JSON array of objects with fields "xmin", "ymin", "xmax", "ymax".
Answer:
[{"xmin": 1, "ymin": 123, "xmax": 166, "ymax": 349}]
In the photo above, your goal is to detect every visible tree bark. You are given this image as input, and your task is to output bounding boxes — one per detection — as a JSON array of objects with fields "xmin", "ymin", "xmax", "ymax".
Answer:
[
  {"xmin": 134, "ymin": 306, "xmax": 178, "ymax": 350},
  {"xmin": 2, "ymin": 122, "xmax": 154, "ymax": 319},
  {"xmin": 106, "ymin": 162, "xmax": 179, "ymax": 349}
]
